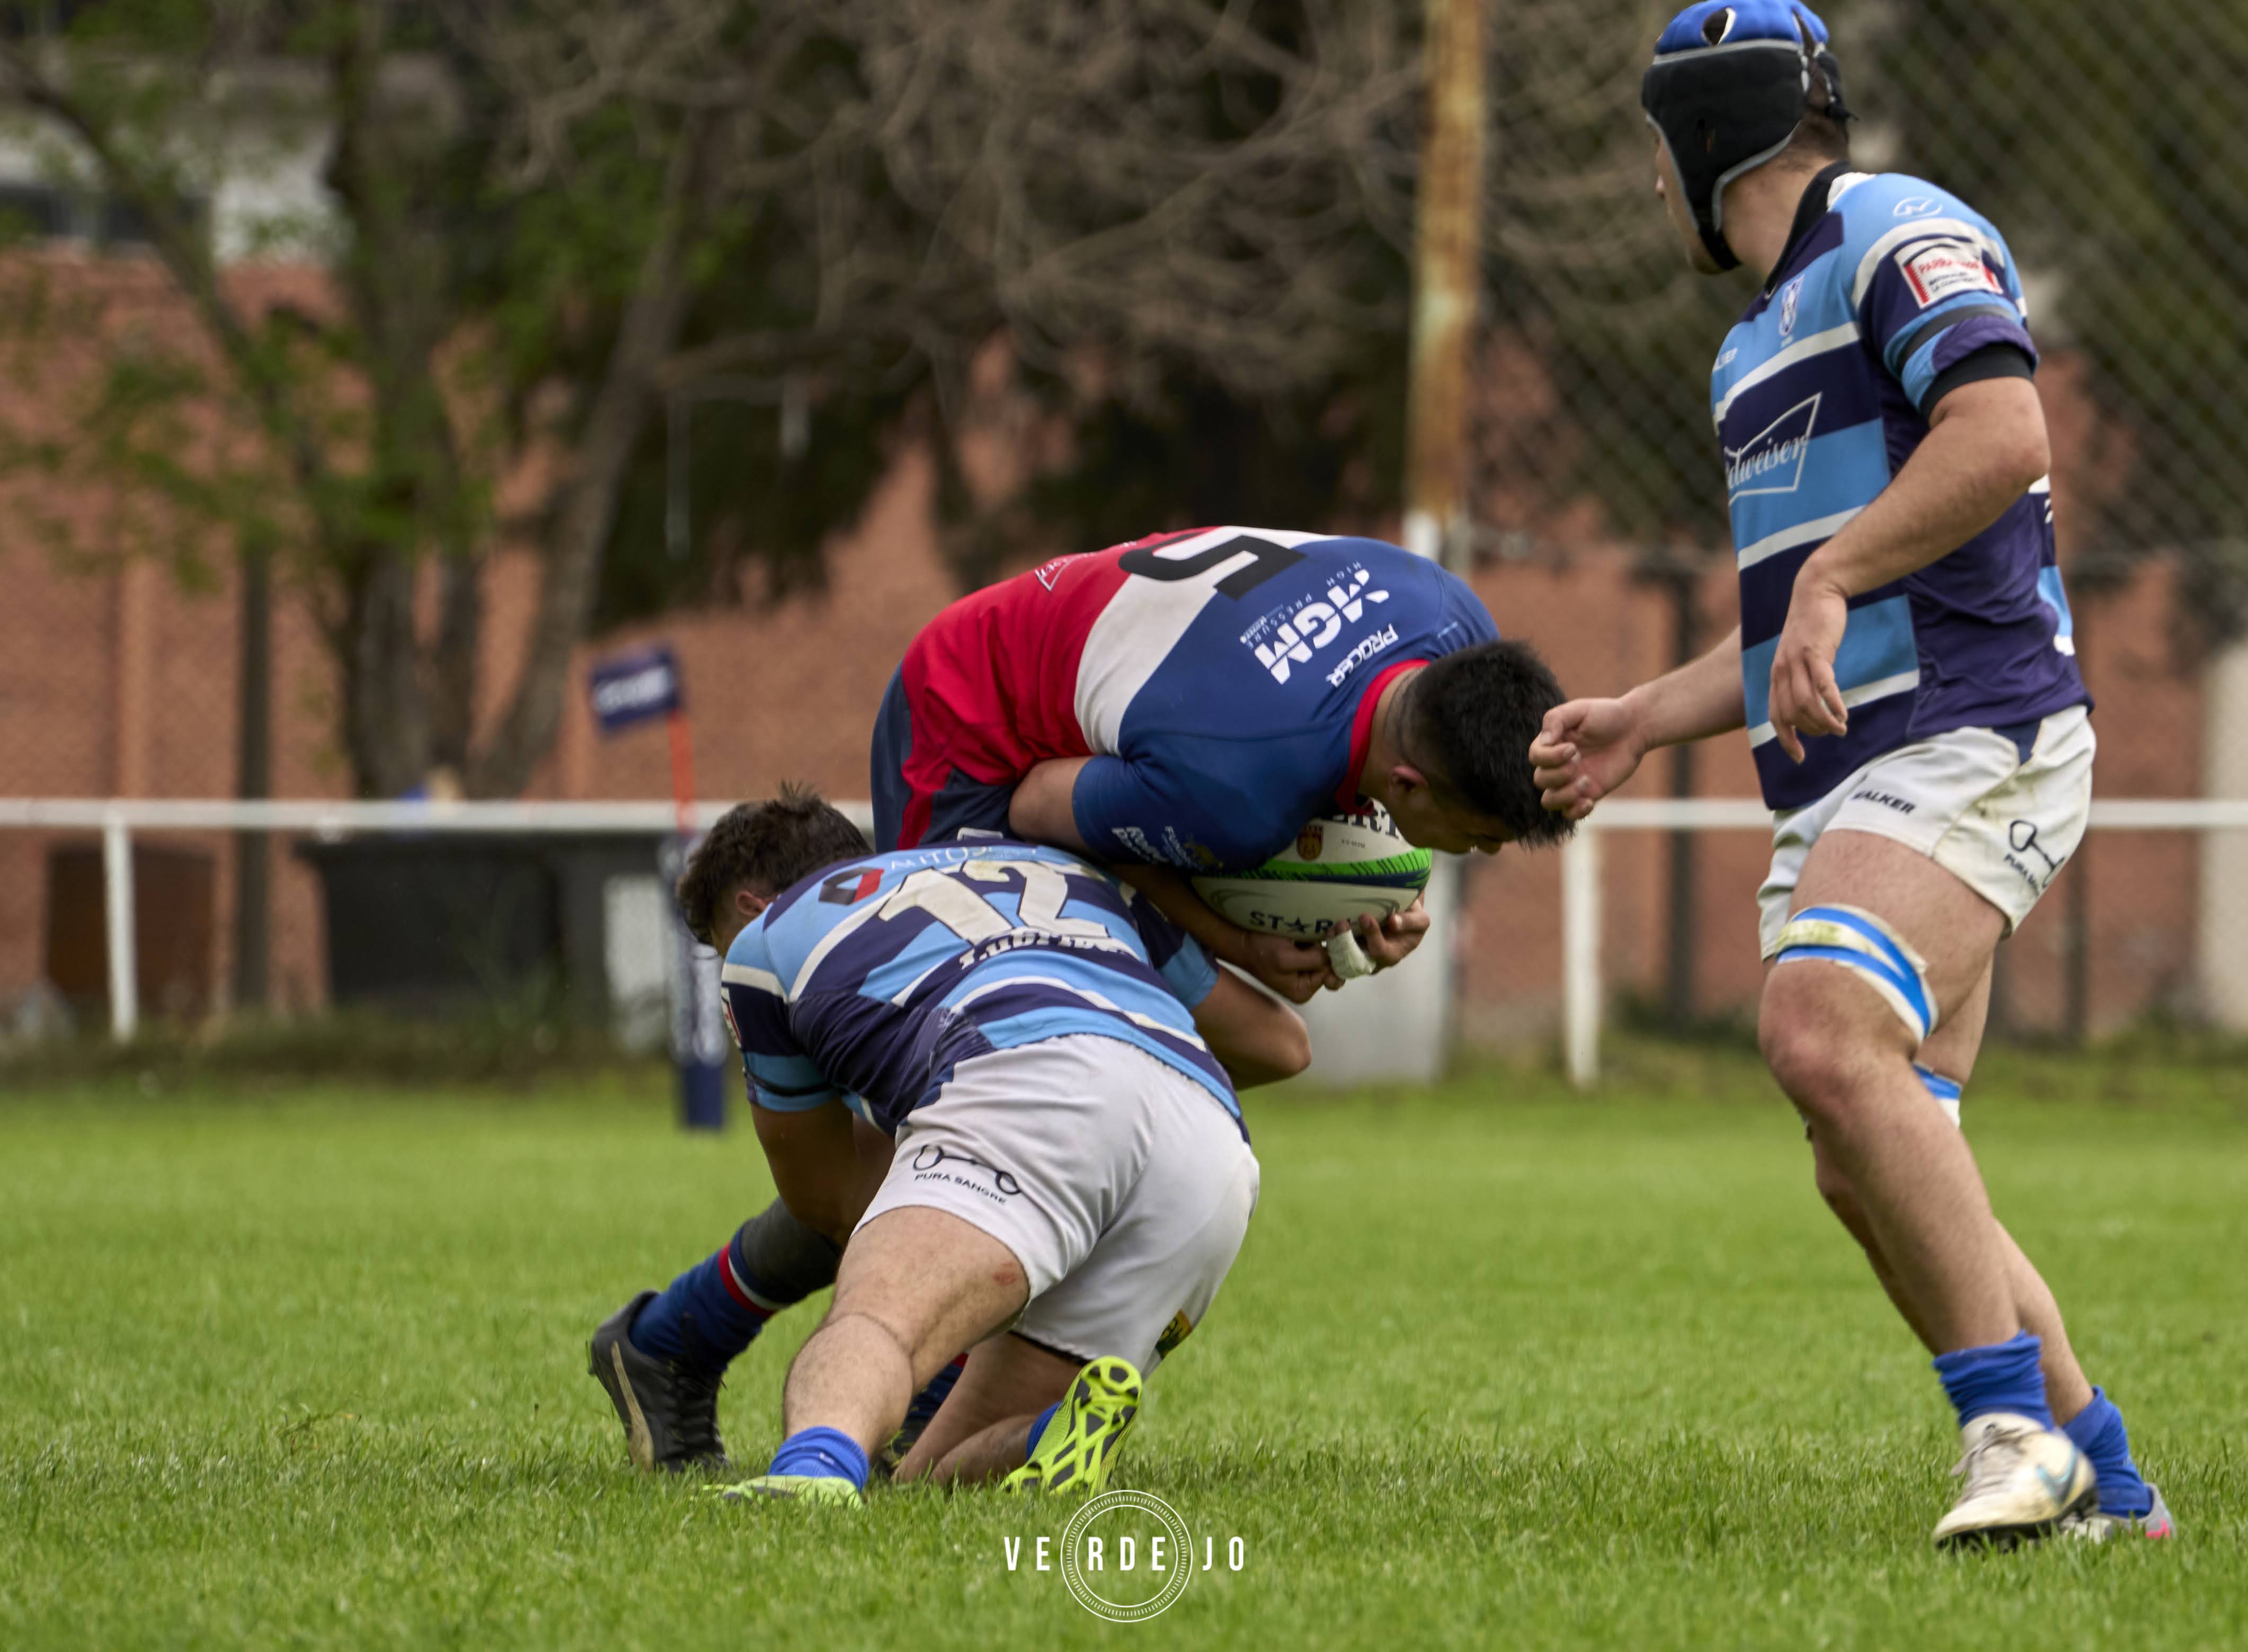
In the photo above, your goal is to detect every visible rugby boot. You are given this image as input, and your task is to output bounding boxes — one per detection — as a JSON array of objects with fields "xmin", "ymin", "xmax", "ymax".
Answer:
[
  {"xmin": 1932, "ymin": 1412, "xmax": 2098, "ymax": 1549},
  {"xmin": 1002, "ymin": 1356, "xmax": 1142, "ymax": 1495},
  {"xmin": 588, "ymin": 1291, "xmax": 728, "ymax": 1474},
  {"xmin": 2066, "ymin": 1483, "xmax": 2176, "ymax": 1542},
  {"xmin": 709, "ymin": 1475, "xmax": 863, "ymax": 1507}
]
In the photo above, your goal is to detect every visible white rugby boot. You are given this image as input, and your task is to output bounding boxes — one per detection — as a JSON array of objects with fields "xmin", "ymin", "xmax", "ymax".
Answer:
[
  {"xmin": 1931, "ymin": 1412, "xmax": 2099, "ymax": 1549},
  {"xmin": 2065, "ymin": 1483, "xmax": 2175, "ymax": 1542}
]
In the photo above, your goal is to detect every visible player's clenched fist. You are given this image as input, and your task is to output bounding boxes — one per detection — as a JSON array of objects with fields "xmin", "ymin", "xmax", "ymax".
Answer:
[{"xmin": 1529, "ymin": 699, "xmax": 1648, "ymax": 820}]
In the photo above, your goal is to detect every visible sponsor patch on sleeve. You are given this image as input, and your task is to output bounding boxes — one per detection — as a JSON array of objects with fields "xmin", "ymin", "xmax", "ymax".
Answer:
[{"xmin": 1896, "ymin": 239, "xmax": 2004, "ymax": 308}]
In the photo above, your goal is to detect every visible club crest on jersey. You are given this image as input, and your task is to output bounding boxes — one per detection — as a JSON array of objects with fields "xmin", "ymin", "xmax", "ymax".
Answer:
[
  {"xmin": 1897, "ymin": 239, "xmax": 2003, "ymax": 308},
  {"xmin": 1778, "ymin": 276, "xmax": 1803, "ymax": 340},
  {"xmin": 1725, "ymin": 393, "xmax": 1820, "ymax": 498},
  {"xmin": 819, "ymin": 868, "xmax": 885, "ymax": 904},
  {"xmin": 1240, "ymin": 565, "xmax": 1389, "ymax": 685}
]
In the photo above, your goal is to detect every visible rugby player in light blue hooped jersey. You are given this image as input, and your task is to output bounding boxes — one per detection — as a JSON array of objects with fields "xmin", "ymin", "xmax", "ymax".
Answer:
[
  {"xmin": 1531, "ymin": 1, "xmax": 2168, "ymax": 1548},
  {"xmin": 591, "ymin": 790, "xmax": 1308, "ymax": 1503}
]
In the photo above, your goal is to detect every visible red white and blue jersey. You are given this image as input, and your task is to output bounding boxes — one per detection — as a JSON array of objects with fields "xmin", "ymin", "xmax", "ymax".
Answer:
[
  {"xmin": 1716, "ymin": 167, "xmax": 2089, "ymax": 810},
  {"xmin": 876, "ymin": 528, "xmax": 1499, "ymax": 868},
  {"xmin": 720, "ymin": 841, "xmax": 1231, "ymax": 1136}
]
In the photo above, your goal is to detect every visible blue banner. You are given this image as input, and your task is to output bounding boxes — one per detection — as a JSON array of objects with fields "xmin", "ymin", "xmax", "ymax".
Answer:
[{"xmin": 588, "ymin": 646, "xmax": 683, "ymax": 734}]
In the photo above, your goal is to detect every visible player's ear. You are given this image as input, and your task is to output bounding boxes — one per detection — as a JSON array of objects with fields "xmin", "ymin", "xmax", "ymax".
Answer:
[
  {"xmin": 733, "ymin": 886, "xmax": 772, "ymax": 924},
  {"xmin": 1388, "ymin": 762, "xmax": 1432, "ymax": 801}
]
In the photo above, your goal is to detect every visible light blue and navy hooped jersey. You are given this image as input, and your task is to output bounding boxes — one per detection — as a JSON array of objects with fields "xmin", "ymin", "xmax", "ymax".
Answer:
[
  {"xmin": 719, "ymin": 841, "xmax": 1232, "ymax": 1136},
  {"xmin": 1713, "ymin": 166, "xmax": 2089, "ymax": 810}
]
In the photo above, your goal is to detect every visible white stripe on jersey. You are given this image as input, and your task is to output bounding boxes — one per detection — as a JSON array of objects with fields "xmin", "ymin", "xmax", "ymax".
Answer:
[
  {"xmin": 1848, "ymin": 218, "xmax": 2009, "ymax": 308},
  {"xmin": 1712, "ymin": 323, "xmax": 1860, "ymax": 427},
  {"xmin": 1736, "ymin": 507, "xmax": 1863, "ymax": 572},
  {"xmin": 1072, "ymin": 526, "xmax": 1330, "ymax": 754},
  {"xmin": 1747, "ymin": 669, "xmax": 1921, "ymax": 748},
  {"xmin": 951, "ymin": 971, "xmax": 1211, "ymax": 1048},
  {"xmin": 721, "ymin": 961, "xmax": 784, "ymax": 996}
]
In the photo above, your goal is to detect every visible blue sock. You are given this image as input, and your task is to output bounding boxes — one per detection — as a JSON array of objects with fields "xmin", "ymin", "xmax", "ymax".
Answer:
[
  {"xmin": 629, "ymin": 1229, "xmax": 779, "ymax": 1371},
  {"xmin": 1026, "ymin": 1401, "xmax": 1062, "ymax": 1461},
  {"xmin": 903, "ymin": 1355, "xmax": 967, "ymax": 1436},
  {"xmin": 2063, "ymin": 1388, "xmax": 2153, "ymax": 1518},
  {"xmin": 769, "ymin": 1426, "xmax": 869, "ymax": 1490},
  {"xmin": 1933, "ymin": 1331, "xmax": 2053, "ymax": 1430}
]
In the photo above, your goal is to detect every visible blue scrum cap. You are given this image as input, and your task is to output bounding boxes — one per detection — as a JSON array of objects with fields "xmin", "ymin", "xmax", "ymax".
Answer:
[{"xmin": 1641, "ymin": 2, "xmax": 1850, "ymax": 271}]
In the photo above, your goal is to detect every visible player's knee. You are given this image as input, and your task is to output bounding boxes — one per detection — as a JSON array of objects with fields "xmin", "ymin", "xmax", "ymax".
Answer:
[{"xmin": 1758, "ymin": 971, "xmax": 1886, "ymax": 1119}]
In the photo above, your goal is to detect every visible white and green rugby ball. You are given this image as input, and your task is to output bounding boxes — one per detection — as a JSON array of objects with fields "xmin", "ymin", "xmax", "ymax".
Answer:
[{"xmin": 1192, "ymin": 806, "xmax": 1432, "ymax": 941}]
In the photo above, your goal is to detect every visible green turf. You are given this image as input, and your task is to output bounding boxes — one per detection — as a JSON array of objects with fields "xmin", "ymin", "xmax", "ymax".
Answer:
[{"xmin": 2, "ymin": 1044, "xmax": 2243, "ymax": 1649}]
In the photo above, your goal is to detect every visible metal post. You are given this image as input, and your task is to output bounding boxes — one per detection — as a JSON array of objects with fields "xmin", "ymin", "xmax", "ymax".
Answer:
[
  {"xmin": 233, "ymin": 540, "xmax": 272, "ymax": 1011},
  {"xmin": 1660, "ymin": 564, "xmax": 1700, "ymax": 1029},
  {"xmin": 1563, "ymin": 824, "xmax": 1602, "ymax": 1089},
  {"xmin": 1401, "ymin": 0, "xmax": 1490, "ymax": 569},
  {"xmin": 102, "ymin": 810, "xmax": 138, "ymax": 1041}
]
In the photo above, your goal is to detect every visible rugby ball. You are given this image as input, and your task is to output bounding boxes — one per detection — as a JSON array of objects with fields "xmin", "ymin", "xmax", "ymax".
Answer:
[{"xmin": 1192, "ymin": 806, "xmax": 1432, "ymax": 940}]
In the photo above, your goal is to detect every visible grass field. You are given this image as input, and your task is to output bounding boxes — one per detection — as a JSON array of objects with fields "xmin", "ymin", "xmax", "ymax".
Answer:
[{"xmin": 3, "ymin": 1041, "xmax": 2244, "ymax": 1649}]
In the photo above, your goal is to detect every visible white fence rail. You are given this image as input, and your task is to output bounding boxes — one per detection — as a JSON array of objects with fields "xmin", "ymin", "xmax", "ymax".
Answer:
[
  {"xmin": 0, "ymin": 796, "xmax": 876, "ymax": 1041},
  {"xmin": 1559, "ymin": 797, "xmax": 2248, "ymax": 1091},
  {"xmin": 4, "ymin": 795, "xmax": 2244, "ymax": 1057}
]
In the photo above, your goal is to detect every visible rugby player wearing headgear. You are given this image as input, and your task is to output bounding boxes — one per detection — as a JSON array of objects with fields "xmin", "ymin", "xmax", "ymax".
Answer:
[
  {"xmin": 1530, "ymin": 1, "xmax": 2167, "ymax": 1546},
  {"xmin": 590, "ymin": 790, "xmax": 1308, "ymax": 1502}
]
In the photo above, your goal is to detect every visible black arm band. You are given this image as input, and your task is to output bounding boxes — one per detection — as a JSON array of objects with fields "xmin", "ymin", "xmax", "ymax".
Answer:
[{"xmin": 1924, "ymin": 343, "xmax": 2035, "ymax": 413}]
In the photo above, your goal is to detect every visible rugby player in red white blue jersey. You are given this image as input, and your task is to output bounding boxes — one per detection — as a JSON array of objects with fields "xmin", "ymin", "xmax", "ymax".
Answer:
[
  {"xmin": 872, "ymin": 525, "xmax": 1571, "ymax": 1004},
  {"xmin": 1532, "ymin": 0, "xmax": 2166, "ymax": 1547}
]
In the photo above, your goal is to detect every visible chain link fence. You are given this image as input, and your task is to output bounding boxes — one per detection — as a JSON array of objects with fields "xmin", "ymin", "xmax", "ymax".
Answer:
[{"xmin": 1478, "ymin": 0, "xmax": 2248, "ymax": 574}]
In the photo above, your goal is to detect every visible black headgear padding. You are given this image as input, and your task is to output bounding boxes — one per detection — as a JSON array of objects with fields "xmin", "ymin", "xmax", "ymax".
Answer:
[{"xmin": 1641, "ymin": 3, "xmax": 1850, "ymax": 271}]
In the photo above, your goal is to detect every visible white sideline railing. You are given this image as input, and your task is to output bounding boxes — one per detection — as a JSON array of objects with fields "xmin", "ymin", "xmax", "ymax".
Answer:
[
  {"xmin": 1559, "ymin": 797, "xmax": 2248, "ymax": 1090},
  {"xmin": 0, "ymin": 796, "xmax": 877, "ymax": 1040},
  {"xmin": 4, "ymin": 795, "xmax": 2243, "ymax": 1053}
]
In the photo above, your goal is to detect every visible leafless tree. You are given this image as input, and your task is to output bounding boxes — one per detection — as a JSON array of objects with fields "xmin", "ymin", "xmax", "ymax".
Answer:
[{"xmin": 0, "ymin": 0, "xmax": 1684, "ymax": 797}]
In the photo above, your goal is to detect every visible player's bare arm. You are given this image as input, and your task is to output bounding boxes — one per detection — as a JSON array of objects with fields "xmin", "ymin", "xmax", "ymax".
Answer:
[
  {"xmin": 1190, "ymin": 968, "xmax": 1312, "ymax": 1088},
  {"xmin": 1531, "ymin": 627, "xmax": 1746, "ymax": 819},
  {"xmin": 750, "ymin": 1101, "xmax": 889, "ymax": 1248},
  {"xmin": 1005, "ymin": 756, "xmax": 1094, "ymax": 852},
  {"xmin": 1769, "ymin": 377, "xmax": 2050, "ymax": 761}
]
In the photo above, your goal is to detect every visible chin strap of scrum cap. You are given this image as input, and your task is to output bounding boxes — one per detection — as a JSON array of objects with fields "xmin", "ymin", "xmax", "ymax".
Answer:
[{"xmin": 1641, "ymin": 1, "xmax": 1851, "ymax": 271}]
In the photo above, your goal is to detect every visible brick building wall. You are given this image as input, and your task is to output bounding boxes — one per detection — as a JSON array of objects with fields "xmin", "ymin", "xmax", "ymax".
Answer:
[{"xmin": 0, "ymin": 260, "xmax": 2222, "ymax": 1042}]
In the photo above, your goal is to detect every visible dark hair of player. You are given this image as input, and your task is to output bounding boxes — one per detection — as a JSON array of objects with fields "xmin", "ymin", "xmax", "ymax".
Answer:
[
  {"xmin": 1405, "ymin": 639, "xmax": 1575, "ymax": 847},
  {"xmin": 675, "ymin": 784, "xmax": 871, "ymax": 946}
]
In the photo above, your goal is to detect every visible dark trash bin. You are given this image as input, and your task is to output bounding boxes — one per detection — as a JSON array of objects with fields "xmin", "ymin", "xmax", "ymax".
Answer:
[{"xmin": 294, "ymin": 832, "xmax": 668, "ymax": 1023}]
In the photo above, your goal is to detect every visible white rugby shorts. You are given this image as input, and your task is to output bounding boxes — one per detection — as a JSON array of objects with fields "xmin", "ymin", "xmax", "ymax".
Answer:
[
  {"xmin": 855, "ymin": 1034, "xmax": 1259, "ymax": 1373},
  {"xmin": 1757, "ymin": 705, "xmax": 2095, "ymax": 957}
]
